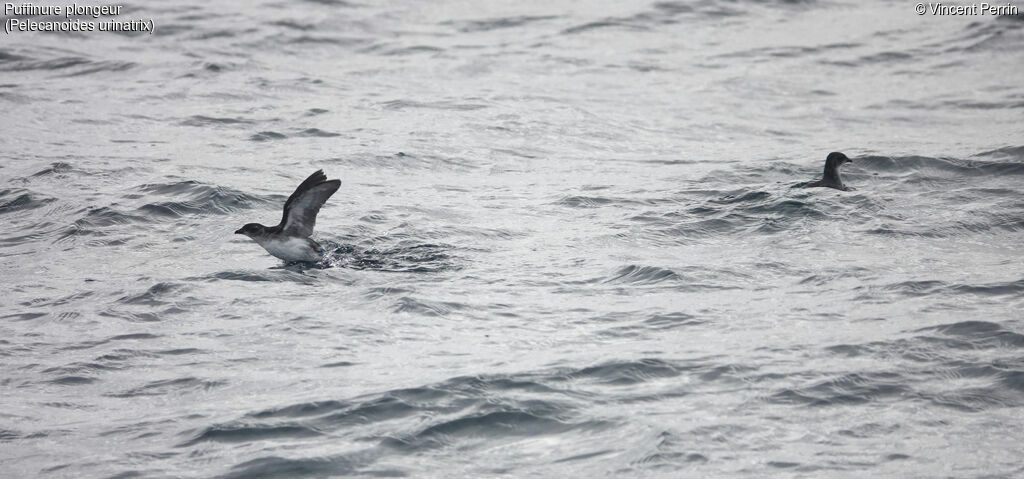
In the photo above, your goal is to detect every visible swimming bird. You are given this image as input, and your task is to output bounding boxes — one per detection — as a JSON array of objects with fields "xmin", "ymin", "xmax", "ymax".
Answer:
[
  {"xmin": 804, "ymin": 152, "xmax": 855, "ymax": 191},
  {"xmin": 235, "ymin": 170, "xmax": 341, "ymax": 262}
]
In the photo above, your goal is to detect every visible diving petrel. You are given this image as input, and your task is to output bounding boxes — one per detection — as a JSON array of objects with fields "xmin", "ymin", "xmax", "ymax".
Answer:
[
  {"xmin": 804, "ymin": 152, "xmax": 855, "ymax": 191},
  {"xmin": 235, "ymin": 170, "xmax": 341, "ymax": 262}
]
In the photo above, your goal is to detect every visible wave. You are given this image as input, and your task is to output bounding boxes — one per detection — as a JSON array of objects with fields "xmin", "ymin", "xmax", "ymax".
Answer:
[
  {"xmin": 0, "ymin": 47, "xmax": 135, "ymax": 76},
  {"xmin": 110, "ymin": 377, "xmax": 225, "ymax": 398},
  {"xmin": 854, "ymin": 154, "xmax": 1024, "ymax": 177},
  {"xmin": 391, "ymin": 296, "xmax": 465, "ymax": 316},
  {"xmin": 946, "ymin": 13, "xmax": 1024, "ymax": 53},
  {"xmin": 249, "ymin": 131, "xmax": 287, "ymax": 141},
  {"xmin": 379, "ymin": 99, "xmax": 488, "ymax": 111},
  {"xmin": 818, "ymin": 320, "xmax": 1024, "ymax": 411},
  {"xmin": 135, "ymin": 180, "xmax": 273, "ymax": 217},
  {"xmin": 210, "ymin": 358, "xmax": 731, "ymax": 453},
  {"xmin": 864, "ymin": 278, "xmax": 1024, "ymax": 299},
  {"xmin": 248, "ymin": 128, "xmax": 343, "ymax": 142},
  {"xmin": 603, "ymin": 265, "xmax": 684, "ymax": 285},
  {"xmin": 975, "ymin": 145, "xmax": 1024, "ymax": 160},
  {"xmin": 447, "ymin": 15, "xmax": 559, "ymax": 33},
  {"xmin": 183, "ymin": 356, "xmax": 772, "ymax": 476},
  {"xmin": 562, "ymin": 20, "xmax": 649, "ymax": 35},
  {"xmin": 216, "ymin": 454, "xmax": 376, "ymax": 479},
  {"xmin": 628, "ymin": 187, "xmax": 847, "ymax": 244},
  {"xmin": 769, "ymin": 372, "xmax": 909, "ymax": 407},
  {"xmin": 0, "ymin": 188, "xmax": 57, "ymax": 214},
  {"xmin": 916, "ymin": 320, "xmax": 1024, "ymax": 348},
  {"xmin": 180, "ymin": 423, "xmax": 323, "ymax": 447},
  {"xmin": 117, "ymin": 282, "xmax": 189, "ymax": 306},
  {"xmin": 179, "ymin": 115, "xmax": 256, "ymax": 127},
  {"xmin": 555, "ymin": 195, "xmax": 666, "ymax": 208},
  {"xmin": 562, "ymin": 0, "xmax": 820, "ymax": 37}
]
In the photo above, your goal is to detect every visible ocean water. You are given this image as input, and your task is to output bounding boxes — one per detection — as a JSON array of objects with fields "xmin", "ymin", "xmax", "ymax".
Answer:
[{"xmin": 2, "ymin": 0, "xmax": 1024, "ymax": 477}]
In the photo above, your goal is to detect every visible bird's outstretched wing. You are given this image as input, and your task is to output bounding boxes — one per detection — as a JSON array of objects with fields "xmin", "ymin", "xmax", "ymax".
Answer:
[{"xmin": 278, "ymin": 170, "xmax": 341, "ymax": 237}]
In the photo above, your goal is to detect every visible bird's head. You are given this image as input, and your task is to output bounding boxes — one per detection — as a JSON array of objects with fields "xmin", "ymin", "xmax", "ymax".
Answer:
[
  {"xmin": 234, "ymin": 223, "xmax": 266, "ymax": 237},
  {"xmin": 825, "ymin": 151, "xmax": 852, "ymax": 169}
]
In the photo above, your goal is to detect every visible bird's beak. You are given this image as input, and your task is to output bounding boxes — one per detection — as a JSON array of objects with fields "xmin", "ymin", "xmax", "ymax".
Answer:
[{"xmin": 234, "ymin": 229, "xmax": 244, "ymax": 235}]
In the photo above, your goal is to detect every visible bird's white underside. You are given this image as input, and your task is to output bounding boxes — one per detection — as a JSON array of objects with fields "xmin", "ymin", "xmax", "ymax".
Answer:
[{"xmin": 252, "ymin": 236, "xmax": 321, "ymax": 262}]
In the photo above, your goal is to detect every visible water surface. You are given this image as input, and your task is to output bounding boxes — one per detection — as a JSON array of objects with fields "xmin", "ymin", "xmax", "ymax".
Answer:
[{"xmin": 2, "ymin": 1, "xmax": 1024, "ymax": 477}]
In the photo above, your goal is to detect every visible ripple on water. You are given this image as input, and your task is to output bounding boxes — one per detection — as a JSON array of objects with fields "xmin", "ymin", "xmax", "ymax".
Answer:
[
  {"xmin": 0, "ymin": 188, "xmax": 57, "ymax": 215},
  {"xmin": 818, "ymin": 320, "xmax": 1024, "ymax": 412},
  {"xmin": 859, "ymin": 278, "xmax": 1024, "ymax": 301},
  {"xmin": 135, "ymin": 181, "xmax": 273, "ymax": 217},
  {"xmin": 593, "ymin": 264, "xmax": 746, "ymax": 292},
  {"xmin": 109, "ymin": 377, "xmax": 226, "ymax": 398},
  {"xmin": 768, "ymin": 372, "xmax": 910, "ymax": 407},
  {"xmin": 186, "ymin": 362, "xmax": 714, "ymax": 473}
]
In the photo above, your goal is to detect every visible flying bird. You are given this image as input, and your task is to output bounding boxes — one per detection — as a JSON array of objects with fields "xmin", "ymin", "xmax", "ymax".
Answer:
[{"xmin": 235, "ymin": 170, "xmax": 341, "ymax": 262}]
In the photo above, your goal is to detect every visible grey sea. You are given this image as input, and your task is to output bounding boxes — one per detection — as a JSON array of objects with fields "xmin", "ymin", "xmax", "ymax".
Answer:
[{"xmin": 2, "ymin": 1, "xmax": 1024, "ymax": 477}]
